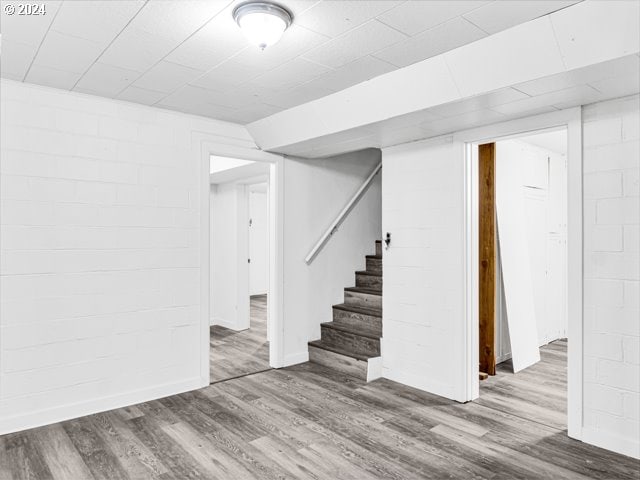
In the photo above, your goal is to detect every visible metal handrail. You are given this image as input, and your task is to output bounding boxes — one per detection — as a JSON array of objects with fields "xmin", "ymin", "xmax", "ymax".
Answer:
[{"xmin": 304, "ymin": 162, "xmax": 382, "ymax": 265}]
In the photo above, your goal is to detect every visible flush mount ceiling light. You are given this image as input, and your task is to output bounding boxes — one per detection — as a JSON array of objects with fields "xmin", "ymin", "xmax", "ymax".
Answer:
[{"xmin": 233, "ymin": 2, "xmax": 293, "ymax": 50}]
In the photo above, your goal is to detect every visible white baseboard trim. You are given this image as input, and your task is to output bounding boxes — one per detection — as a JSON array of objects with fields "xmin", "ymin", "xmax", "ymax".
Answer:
[
  {"xmin": 0, "ymin": 377, "xmax": 206, "ymax": 436},
  {"xmin": 367, "ymin": 356, "xmax": 383, "ymax": 382},
  {"xmin": 581, "ymin": 426, "xmax": 640, "ymax": 459},
  {"xmin": 283, "ymin": 350, "xmax": 309, "ymax": 367},
  {"xmin": 382, "ymin": 367, "xmax": 460, "ymax": 402}
]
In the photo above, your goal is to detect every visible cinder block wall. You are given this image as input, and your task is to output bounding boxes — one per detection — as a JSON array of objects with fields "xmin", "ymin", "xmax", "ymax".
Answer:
[
  {"xmin": 582, "ymin": 94, "xmax": 639, "ymax": 456},
  {"xmin": 0, "ymin": 80, "xmax": 254, "ymax": 433}
]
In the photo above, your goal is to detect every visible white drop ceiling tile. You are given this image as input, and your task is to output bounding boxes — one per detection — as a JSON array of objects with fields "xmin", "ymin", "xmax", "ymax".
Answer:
[
  {"xmin": 428, "ymin": 87, "xmax": 529, "ymax": 117},
  {"xmin": 158, "ymin": 85, "xmax": 256, "ymax": 110},
  {"xmin": 1, "ymin": 1, "xmax": 61, "ymax": 45},
  {"xmin": 281, "ymin": 0, "xmax": 322, "ymax": 17},
  {"xmin": 295, "ymin": 0, "xmax": 402, "ymax": 37},
  {"xmin": 247, "ymin": 58, "xmax": 331, "ymax": 91},
  {"xmin": 550, "ymin": 0, "xmax": 640, "ymax": 71},
  {"xmin": 261, "ymin": 83, "xmax": 335, "ymax": 109},
  {"xmin": 445, "ymin": 18, "xmax": 565, "ymax": 97},
  {"xmin": 421, "ymin": 108, "xmax": 506, "ymax": 135},
  {"xmin": 303, "ymin": 55, "xmax": 396, "ymax": 92},
  {"xmin": 33, "ymin": 30, "xmax": 103, "ymax": 74},
  {"xmin": 230, "ymin": 25, "xmax": 330, "ymax": 70},
  {"xmin": 75, "ymin": 62, "xmax": 141, "ymax": 97},
  {"xmin": 129, "ymin": 0, "xmax": 229, "ymax": 42},
  {"xmin": 163, "ymin": 14, "xmax": 248, "ymax": 71},
  {"xmin": 133, "ymin": 61, "xmax": 205, "ymax": 93},
  {"xmin": 189, "ymin": 60, "xmax": 268, "ymax": 92},
  {"xmin": 117, "ymin": 86, "xmax": 167, "ymax": 106},
  {"xmin": 98, "ymin": 27, "xmax": 181, "ymax": 72},
  {"xmin": 491, "ymin": 85, "xmax": 601, "ymax": 115},
  {"xmin": 302, "ymin": 20, "xmax": 407, "ymax": 69},
  {"xmin": 377, "ymin": 1, "xmax": 489, "ymax": 36},
  {"xmin": 51, "ymin": 0, "xmax": 143, "ymax": 44},
  {"xmin": 25, "ymin": 64, "xmax": 82, "ymax": 90},
  {"xmin": 179, "ymin": 102, "xmax": 237, "ymax": 120},
  {"xmin": 513, "ymin": 72, "xmax": 577, "ymax": 97},
  {"xmin": 220, "ymin": 103, "xmax": 285, "ymax": 124},
  {"xmin": 463, "ymin": 0, "xmax": 581, "ymax": 34},
  {"xmin": 0, "ymin": 40, "xmax": 38, "ymax": 80},
  {"xmin": 589, "ymin": 74, "xmax": 640, "ymax": 100},
  {"xmin": 373, "ymin": 16, "xmax": 486, "ymax": 68}
]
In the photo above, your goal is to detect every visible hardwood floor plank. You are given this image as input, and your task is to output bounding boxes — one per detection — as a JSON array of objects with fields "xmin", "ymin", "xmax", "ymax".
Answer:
[
  {"xmin": 210, "ymin": 295, "xmax": 270, "ymax": 383},
  {"xmin": 3, "ymin": 341, "xmax": 640, "ymax": 480},
  {"xmin": 62, "ymin": 418, "xmax": 131, "ymax": 480},
  {"xmin": 30, "ymin": 424, "xmax": 95, "ymax": 480}
]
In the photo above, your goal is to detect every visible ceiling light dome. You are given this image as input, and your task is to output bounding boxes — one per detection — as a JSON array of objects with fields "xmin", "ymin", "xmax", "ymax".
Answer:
[{"xmin": 233, "ymin": 2, "xmax": 293, "ymax": 50}]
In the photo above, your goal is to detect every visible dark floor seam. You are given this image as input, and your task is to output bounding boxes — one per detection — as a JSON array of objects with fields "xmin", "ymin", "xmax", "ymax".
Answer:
[{"xmin": 209, "ymin": 368, "xmax": 273, "ymax": 386}]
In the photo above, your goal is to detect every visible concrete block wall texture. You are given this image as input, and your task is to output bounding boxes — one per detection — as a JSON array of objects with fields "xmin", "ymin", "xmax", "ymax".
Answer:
[
  {"xmin": 381, "ymin": 137, "xmax": 468, "ymax": 401},
  {"xmin": 0, "ymin": 80, "xmax": 255, "ymax": 433},
  {"xmin": 582, "ymin": 94, "xmax": 640, "ymax": 456}
]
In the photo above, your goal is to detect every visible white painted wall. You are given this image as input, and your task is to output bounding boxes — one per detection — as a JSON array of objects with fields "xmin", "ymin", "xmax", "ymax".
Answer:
[
  {"xmin": 582, "ymin": 95, "xmax": 639, "ymax": 458},
  {"xmin": 210, "ymin": 183, "xmax": 249, "ymax": 330},
  {"xmin": 0, "ymin": 80, "xmax": 257, "ymax": 434},
  {"xmin": 495, "ymin": 138, "xmax": 568, "ymax": 363},
  {"xmin": 381, "ymin": 96, "xmax": 639, "ymax": 458},
  {"xmin": 249, "ymin": 188, "xmax": 268, "ymax": 296},
  {"xmin": 381, "ymin": 137, "xmax": 468, "ymax": 401},
  {"xmin": 282, "ymin": 149, "xmax": 382, "ymax": 366}
]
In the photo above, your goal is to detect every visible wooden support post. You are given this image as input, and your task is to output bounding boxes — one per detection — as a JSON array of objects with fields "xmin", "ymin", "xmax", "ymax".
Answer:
[{"xmin": 479, "ymin": 143, "xmax": 497, "ymax": 376}]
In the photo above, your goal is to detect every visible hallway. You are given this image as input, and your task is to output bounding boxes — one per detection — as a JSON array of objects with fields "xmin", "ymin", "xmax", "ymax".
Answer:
[
  {"xmin": 2, "ymin": 341, "xmax": 637, "ymax": 479},
  {"xmin": 210, "ymin": 295, "xmax": 270, "ymax": 383}
]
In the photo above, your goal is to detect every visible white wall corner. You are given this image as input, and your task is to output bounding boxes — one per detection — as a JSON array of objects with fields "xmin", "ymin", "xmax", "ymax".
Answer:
[{"xmin": 283, "ymin": 351, "xmax": 309, "ymax": 367}]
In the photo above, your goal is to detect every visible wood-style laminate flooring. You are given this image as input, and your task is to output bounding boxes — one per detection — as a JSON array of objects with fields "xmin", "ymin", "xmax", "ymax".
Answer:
[
  {"xmin": 210, "ymin": 295, "xmax": 270, "ymax": 383},
  {"xmin": 2, "ymin": 340, "xmax": 639, "ymax": 479}
]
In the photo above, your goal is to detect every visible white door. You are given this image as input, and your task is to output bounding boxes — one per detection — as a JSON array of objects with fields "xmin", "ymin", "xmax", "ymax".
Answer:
[
  {"xmin": 496, "ymin": 142, "xmax": 541, "ymax": 373},
  {"xmin": 249, "ymin": 187, "xmax": 269, "ymax": 296}
]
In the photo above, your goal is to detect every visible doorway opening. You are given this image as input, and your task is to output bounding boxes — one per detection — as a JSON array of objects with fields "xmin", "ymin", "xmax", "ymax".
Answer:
[
  {"xmin": 209, "ymin": 155, "xmax": 272, "ymax": 383},
  {"xmin": 475, "ymin": 128, "xmax": 569, "ymax": 430}
]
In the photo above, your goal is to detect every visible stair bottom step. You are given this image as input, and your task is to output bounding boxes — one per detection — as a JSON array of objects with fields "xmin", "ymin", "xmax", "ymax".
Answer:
[{"xmin": 308, "ymin": 341, "xmax": 382, "ymax": 382}]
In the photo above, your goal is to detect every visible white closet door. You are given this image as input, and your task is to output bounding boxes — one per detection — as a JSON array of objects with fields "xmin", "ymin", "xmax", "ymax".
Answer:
[{"xmin": 496, "ymin": 144, "xmax": 540, "ymax": 372}]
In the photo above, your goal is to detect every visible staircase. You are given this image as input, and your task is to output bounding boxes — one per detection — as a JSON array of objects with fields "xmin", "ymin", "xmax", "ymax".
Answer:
[{"xmin": 308, "ymin": 240, "xmax": 383, "ymax": 382}]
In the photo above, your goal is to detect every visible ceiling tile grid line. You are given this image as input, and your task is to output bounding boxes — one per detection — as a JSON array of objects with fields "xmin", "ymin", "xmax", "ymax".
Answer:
[
  {"xmin": 21, "ymin": 0, "xmax": 63, "ymax": 82},
  {"xmin": 67, "ymin": 0, "xmax": 151, "ymax": 92},
  {"xmin": 94, "ymin": 0, "xmax": 236, "ymax": 99}
]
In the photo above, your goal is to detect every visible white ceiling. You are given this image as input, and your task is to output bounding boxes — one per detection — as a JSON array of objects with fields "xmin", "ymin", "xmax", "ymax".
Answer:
[
  {"xmin": 0, "ymin": 0, "xmax": 581, "ymax": 124},
  {"xmin": 519, "ymin": 130, "xmax": 567, "ymax": 155}
]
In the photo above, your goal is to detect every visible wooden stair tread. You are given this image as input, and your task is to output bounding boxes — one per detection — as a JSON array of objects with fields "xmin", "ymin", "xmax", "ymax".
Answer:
[
  {"xmin": 365, "ymin": 254, "xmax": 382, "ymax": 260},
  {"xmin": 344, "ymin": 286, "xmax": 382, "ymax": 296},
  {"xmin": 355, "ymin": 270, "xmax": 382, "ymax": 277},
  {"xmin": 333, "ymin": 303, "xmax": 381, "ymax": 318},
  {"xmin": 321, "ymin": 321, "xmax": 381, "ymax": 339},
  {"xmin": 308, "ymin": 340, "xmax": 374, "ymax": 361}
]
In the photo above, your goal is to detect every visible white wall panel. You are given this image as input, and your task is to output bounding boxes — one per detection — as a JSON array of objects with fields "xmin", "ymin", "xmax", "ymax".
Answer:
[
  {"xmin": 582, "ymin": 95, "xmax": 640, "ymax": 459},
  {"xmin": 381, "ymin": 137, "xmax": 467, "ymax": 401},
  {"xmin": 0, "ymin": 79, "xmax": 255, "ymax": 434}
]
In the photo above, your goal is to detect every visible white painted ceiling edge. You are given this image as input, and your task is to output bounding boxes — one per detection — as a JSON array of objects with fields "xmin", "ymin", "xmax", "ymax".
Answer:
[
  {"xmin": 246, "ymin": 1, "xmax": 640, "ymax": 156},
  {"xmin": 209, "ymin": 161, "xmax": 270, "ymax": 185}
]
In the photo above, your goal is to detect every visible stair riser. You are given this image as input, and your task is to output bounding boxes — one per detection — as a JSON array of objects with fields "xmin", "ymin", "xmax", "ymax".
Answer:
[
  {"xmin": 356, "ymin": 273, "xmax": 382, "ymax": 290},
  {"xmin": 321, "ymin": 326, "xmax": 381, "ymax": 357},
  {"xmin": 333, "ymin": 308, "xmax": 382, "ymax": 333},
  {"xmin": 345, "ymin": 290, "xmax": 382, "ymax": 310},
  {"xmin": 308, "ymin": 345, "xmax": 367, "ymax": 381},
  {"xmin": 375, "ymin": 241, "xmax": 382, "ymax": 256},
  {"xmin": 366, "ymin": 257, "xmax": 382, "ymax": 274}
]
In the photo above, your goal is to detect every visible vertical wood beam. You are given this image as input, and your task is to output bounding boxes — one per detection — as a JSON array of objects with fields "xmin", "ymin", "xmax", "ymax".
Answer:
[{"xmin": 479, "ymin": 143, "xmax": 496, "ymax": 376}]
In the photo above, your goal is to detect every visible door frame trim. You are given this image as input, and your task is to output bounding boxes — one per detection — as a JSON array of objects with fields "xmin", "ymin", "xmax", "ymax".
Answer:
[
  {"xmin": 197, "ymin": 136, "xmax": 286, "ymax": 389},
  {"xmin": 456, "ymin": 108, "xmax": 583, "ymax": 440}
]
